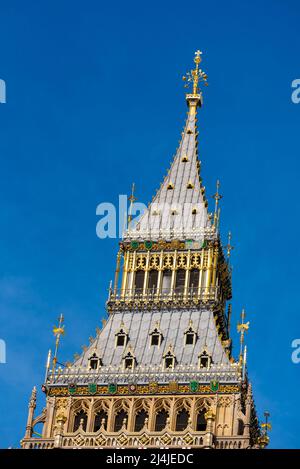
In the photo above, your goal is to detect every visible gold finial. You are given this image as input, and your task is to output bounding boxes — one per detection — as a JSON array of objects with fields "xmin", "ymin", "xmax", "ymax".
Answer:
[
  {"xmin": 128, "ymin": 182, "xmax": 136, "ymax": 230},
  {"xmin": 183, "ymin": 50, "xmax": 208, "ymax": 95},
  {"xmin": 52, "ymin": 313, "xmax": 65, "ymax": 377},
  {"xmin": 225, "ymin": 231, "xmax": 234, "ymax": 260},
  {"xmin": 237, "ymin": 309, "xmax": 250, "ymax": 365},
  {"xmin": 258, "ymin": 411, "xmax": 271, "ymax": 448},
  {"xmin": 261, "ymin": 411, "xmax": 272, "ymax": 432},
  {"xmin": 212, "ymin": 180, "xmax": 222, "ymax": 227}
]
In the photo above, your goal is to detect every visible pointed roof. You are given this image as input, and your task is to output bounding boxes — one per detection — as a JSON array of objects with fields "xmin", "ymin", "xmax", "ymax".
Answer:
[
  {"xmin": 124, "ymin": 56, "xmax": 216, "ymax": 242},
  {"xmin": 53, "ymin": 308, "xmax": 239, "ymax": 386}
]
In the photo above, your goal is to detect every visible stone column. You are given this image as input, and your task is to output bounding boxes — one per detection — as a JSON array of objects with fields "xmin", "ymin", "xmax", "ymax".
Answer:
[
  {"xmin": 53, "ymin": 413, "xmax": 67, "ymax": 448},
  {"xmin": 113, "ymin": 249, "xmax": 122, "ymax": 295},
  {"xmin": 244, "ymin": 384, "xmax": 252, "ymax": 441},
  {"xmin": 25, "ymin": 386, "xmax": 37, "ymax": 438},
  {"xmin": 43, "ymin": 396, "xmax": 55, "ymax": 438},
  {"xmin": 204, "ymin": 409, "xmax": 215, "ymax": 449}
]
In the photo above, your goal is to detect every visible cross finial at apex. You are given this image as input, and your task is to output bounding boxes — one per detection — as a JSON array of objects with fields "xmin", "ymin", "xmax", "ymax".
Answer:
[
  {"xmin": 182, "ymin": 50, "xmax": 208, "ymax": 95},
  {"xmin": 194, "ymin": 50, "xmax": 203, "ymax": 63}
]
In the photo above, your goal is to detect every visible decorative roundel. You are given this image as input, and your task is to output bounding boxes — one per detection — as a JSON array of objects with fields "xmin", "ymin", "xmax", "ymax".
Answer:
[
  {"xmin": 145, "ymin": 240, "xmax": 153, "ymax": 250},
  {"xmin": 128, "ymin": 384, "xmax": 137, "ymax": 393},
  {"xmin": 131, "ymin": 241, "xmax": 139, "ymax": 250}
]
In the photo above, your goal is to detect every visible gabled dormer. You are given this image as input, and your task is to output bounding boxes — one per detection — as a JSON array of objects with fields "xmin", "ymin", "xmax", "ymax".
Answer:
[
  {"xmin": 184, "ymin": 320, "xmax": 197, "ymax": 346},
  {"xmin": 163, "ymin": 345, "xmax": 177, "ymax": 370},
  {"xmin": 149, "ymin": 322, "xmax": 163, "ymax": 347},
  {"xmin": 198, "ymin": 347, "xmax": 212, "ymax": 369},
  {"xmin": 115, "ymin": 322, "xmax": 128, "ymax": 348},
  {"xmin": 122, "ymin": 347, "xmax": 136, "ymax": 370}
]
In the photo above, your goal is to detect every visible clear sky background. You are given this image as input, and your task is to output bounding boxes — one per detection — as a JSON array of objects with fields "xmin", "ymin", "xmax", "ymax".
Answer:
[{"xmin": 0, "ymin": 0, "xmax": 299, "ymax": 448}]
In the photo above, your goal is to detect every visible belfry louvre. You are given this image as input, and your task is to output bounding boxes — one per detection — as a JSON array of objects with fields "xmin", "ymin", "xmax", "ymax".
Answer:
[{"xmin": 22, "ymin": 51, "xmax": 268, "ymax": 450}]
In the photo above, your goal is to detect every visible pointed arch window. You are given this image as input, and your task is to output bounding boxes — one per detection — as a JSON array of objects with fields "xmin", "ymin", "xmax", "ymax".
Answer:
[
  {"xmin": 155, "ymin": 409, "xmax": 169, "ymax": 432},
  {"xmin": 237, "ymin": 419, "xmax": 244, "ymax": 436},
  {"xmin": 196, "ymin": 410, "xmax": 207, "ymax": 431},
  {"xmin": 93, "ymin": 410, "xmax": 108, "ymax": 432},
  {"xmin": 114, "ymin": 410, "xmax": 128, "ymax": 432},
  {"xmin": 175, "ymin": 409, "xmax": 189, "ymax": 431},
  {"xmin": 73, "ymin": 409, "xmax": 87, "ymax": 432},
  {"xmin": 134, "ymin": 409, "xmax": 148, "ymax": 432}
]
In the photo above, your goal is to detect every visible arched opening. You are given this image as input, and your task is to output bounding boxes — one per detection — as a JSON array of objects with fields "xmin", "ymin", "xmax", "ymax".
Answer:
[
  {"xmin": 162, "ymin": 270, "xmax": 172, "ymax": 294},
  {"xmin": 148, "ymin": 270, "xmax": 158, "ymax": 292},
  {"xmin": 175, "ymin": 409, "xmax": 189, "ymax": 431},
  {"xmin": 114, "ymin": 410, "xmax": 128, "ymax": 432},
  {"xmin": 237, "ymin": 419, "xmax": 244, "ymax": 435},
  {"xmin": 93, "ymin": 410, "xmax": 108, "ymax": 432},
  {"xmin": 134, "ymin": 270, "xmax": 145, "ymax": 293},
  {"xmin": 175, "ymin": 269, "xmax": 186, "ymax": 293},
  {"xmin": 134, "ymin": 409, "xmax": 148, "ymax": 432},
  {"xmin": 73, "ymin": 409, "xmax": 87, "ymax": 432},
  {"xmin": 189, "ymin": 269, "xmax": 199, "ymax": 291},
  {"xmin": 196, "ymin": 410, "xmax": 207, "ymax": 431},
  {"xmin": 155, "ymin": 409, "xmax": 168, "ymax": 432}
]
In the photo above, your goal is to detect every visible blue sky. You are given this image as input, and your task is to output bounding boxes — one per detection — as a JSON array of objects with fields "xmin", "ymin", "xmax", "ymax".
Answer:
[{"xmin": 0, "ymin": 0, "xmax": 300, "ymax": 448}]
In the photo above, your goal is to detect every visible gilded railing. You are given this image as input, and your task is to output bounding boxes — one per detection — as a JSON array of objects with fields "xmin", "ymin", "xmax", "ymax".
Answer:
[
  {"xmin": 107, "ymin": 286, "xmax": 220, "ymax": 311},
  {"xmin": 21, "ymin": 433, "xmax": 249, "ymax": 449}
]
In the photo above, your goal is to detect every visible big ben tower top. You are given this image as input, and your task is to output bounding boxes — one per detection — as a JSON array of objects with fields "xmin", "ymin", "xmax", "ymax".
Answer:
[{"xmin": 21, "ymin": 51, "xmax": 266, "ymax": 450}]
